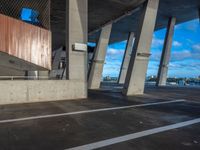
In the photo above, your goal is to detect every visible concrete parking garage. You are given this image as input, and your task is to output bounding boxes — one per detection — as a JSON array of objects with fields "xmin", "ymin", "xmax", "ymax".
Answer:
[
  {"xmin": 0, "ymin": 0, "xmax": 200, "ymax": 149},
  {"xmin": 0, "ymin": 86, "xmax": 199, "ymax": 150}
]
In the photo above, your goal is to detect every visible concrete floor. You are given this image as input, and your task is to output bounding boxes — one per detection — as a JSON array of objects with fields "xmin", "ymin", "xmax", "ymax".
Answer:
[{"xmin": 0, "ymin": 85, "xmax": 200, "ymax": 150}]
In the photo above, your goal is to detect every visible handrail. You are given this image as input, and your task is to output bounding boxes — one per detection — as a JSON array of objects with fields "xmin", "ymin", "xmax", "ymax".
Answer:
[{"xmin": 0, "ymin": 76, "xmax": 49, "ymax": 80}]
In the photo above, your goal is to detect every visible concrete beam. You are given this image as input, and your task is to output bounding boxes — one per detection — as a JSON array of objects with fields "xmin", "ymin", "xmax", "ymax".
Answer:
[
  {"xmin": 156, "ymin": 17, "xmax": 176, "ymax": 86},
  {"xmin": 123, "ymin": 0, "xmax": 160, "ymax": 95},
  {"xmin": 88, "ymin": 24, "xmax": 112, "ymax": 89},
  {"xmin": 118, "ymin": 32, "xmax": 135, "ymax": 84}
]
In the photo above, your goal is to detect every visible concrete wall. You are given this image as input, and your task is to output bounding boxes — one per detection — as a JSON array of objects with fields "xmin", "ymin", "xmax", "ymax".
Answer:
[{"xmin": 0, "ymin": 80, "xmax": 87, "ymax": 105}]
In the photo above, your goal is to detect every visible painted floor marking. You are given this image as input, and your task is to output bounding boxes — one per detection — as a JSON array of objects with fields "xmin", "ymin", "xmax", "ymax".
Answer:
[
  {"xmin": 66, "ymin": 118, "xmax": 200, "ymax": 150},
  {"xmin": 0, "ymin": 99, "xmax": 185, "ymax": 124}
]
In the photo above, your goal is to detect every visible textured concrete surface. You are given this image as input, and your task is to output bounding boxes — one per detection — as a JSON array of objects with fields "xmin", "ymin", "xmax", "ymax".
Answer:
[
  {"xmin": 156, "ymin": 17, "xmax": 176, "ymax": 86},
  {"xmin": 0, "ymin": 80, "xmax": 87, "ymax": 105},
  {"xmin": 0, "ymin": 86, "xmax": 199, "ymax": 149},
  {"xmin": 88, "ymin": 24, "xmax": 112, "ymax": 89},
  {"xmin": 123, "ymin": 0, "xmax": 159, "ymax": 95},
  {"xmin": 118, "ymin": 32, "xmax": 135, "ymax": 84},
  {"xmin": 66, "ymin": 0, "xmax": 88, "ymax": 82}
]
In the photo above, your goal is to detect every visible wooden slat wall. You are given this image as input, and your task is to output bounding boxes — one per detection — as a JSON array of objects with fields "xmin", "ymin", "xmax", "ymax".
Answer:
[{"xmin": 0, "ymin": 14, "xmax": 51, "ymax": 70}]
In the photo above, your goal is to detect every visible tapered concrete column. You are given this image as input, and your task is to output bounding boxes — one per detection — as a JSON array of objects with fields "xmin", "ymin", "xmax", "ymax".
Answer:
[
  {"xmin": 66, "ymin": 0, "xmax": 88, "ymax": 82},
  {"xmin": 118, "ymin": 32, "xmax": 135, "ymax": 84},
  {"xmin": 156, "ymin": 17, "xmax": 176, "ymax": 86},
  {"xmin": 88, "ymin": 24, "xmax": 112, "ymax": 89},
  {"xmin": 123, "ymin": 0, "xmax": 160, "ymax": 95}
]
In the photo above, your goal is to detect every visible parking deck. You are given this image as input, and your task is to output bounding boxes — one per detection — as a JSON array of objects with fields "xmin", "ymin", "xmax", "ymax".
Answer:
[{"xmin": 0, "ymin": 86, "xmax": 200, "ymax": 150}]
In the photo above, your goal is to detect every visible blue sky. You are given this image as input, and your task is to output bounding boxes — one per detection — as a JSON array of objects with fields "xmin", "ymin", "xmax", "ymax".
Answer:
[{"xmin": 102, "ymin": 19, "xmax": 200, "ymax": 78}]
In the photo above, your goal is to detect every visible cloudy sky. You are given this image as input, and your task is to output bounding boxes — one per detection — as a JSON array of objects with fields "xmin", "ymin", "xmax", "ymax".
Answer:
[{"xmin": 102, "ymin": 19, "xmax": 200, "ymax": 78}]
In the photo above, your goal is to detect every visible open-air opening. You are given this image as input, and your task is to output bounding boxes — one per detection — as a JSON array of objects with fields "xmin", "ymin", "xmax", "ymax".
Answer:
[
  {"xmin": 102, "ymin": 41, "xmax": 127, "ymax": 83},
  {"xmin": 147, "ymin": 19, "xmax": 200, "ymax": 87}
]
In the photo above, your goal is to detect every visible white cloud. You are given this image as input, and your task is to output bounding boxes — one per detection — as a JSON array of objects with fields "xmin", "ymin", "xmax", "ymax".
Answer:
[
  {"xmin": 175, "ymin": 19, "xmax": 199, "ymax": 32},
  {"xmin": 169, "ymin": 61, "xmax": 200, "ymax": 71},
  {"xmin": 171, "ymin": 50, "xmax": 192, "ymax": 61},
  {"xmin": 150, "ymin": 51, "xmax": 162, "ymax": 61},
  {"xmin": 186, "ymin": 39, "xmax": 193, "ymax": 44},
  {"xmin": 151, "ymin": 49, "xmax": 198, "ymax": 62},
  {"xmin": 169, "ymin": 63, "xmax": 180, "ymax": 68},
  {"xmin": 192, "ymin": 44, "xmax": 200, "ymax": 51},
  {"xmin": 152, "ymin": 37, "xmax": 164, "ymax": 47},
  {"xmin": 173, "ymin": 41, "xmax": 182, "ymax": 47},
  {"xmin": 107, "ymin": 48, "xmax": 124, "ymax": 56},
  {"xmin": 186, "ymin": 23, "xmax": 199, "ymax": 32}
]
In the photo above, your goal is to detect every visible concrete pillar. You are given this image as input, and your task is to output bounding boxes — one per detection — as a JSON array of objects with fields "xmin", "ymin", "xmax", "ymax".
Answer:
[
  {"xmin": 88, "ymin": 24, "xmax": 112, "ymax": 89},
  {"xmin": 156, "ymin": 17, "xmax": 176, "ymax": 86},
  {"xmin": 66, "ymin": 0, "xmax": 88, "ymax": 82},
  {"xmin": 123, "ymin": 0, "xmax": 160, "ymax": 95},
  {"xmin": 118, "ymin": 32, "xmax": 135, "ymax": 84}
]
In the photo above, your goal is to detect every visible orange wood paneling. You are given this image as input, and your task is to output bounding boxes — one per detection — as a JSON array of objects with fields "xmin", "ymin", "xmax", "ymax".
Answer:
[{"xmin": 0, "ymin": 14, "xmax": 51, "ymax": 70}]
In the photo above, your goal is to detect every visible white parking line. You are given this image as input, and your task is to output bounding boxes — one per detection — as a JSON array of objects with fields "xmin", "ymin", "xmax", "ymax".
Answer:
[
  {"xmin": 65, "ymin": 118, "xmax": 200, "ymax": 150},
  {"xmin": 0, "ymin": 99, "xmax": 185, "ymax": 124}
]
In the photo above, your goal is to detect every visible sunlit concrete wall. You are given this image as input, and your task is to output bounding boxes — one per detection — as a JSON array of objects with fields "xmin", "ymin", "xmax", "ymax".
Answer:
[{"xmin": 0, "ymin": 80, "xmax": 87, "ymax": 105}]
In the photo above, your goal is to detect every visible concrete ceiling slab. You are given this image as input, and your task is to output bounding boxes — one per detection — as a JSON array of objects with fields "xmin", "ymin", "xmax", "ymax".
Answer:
[{"xmin": 51, "ymin": 0, "xmax": 200, "ymax": 49}]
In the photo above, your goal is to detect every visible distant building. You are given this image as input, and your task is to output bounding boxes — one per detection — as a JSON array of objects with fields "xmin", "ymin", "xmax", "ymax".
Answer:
[
  {"xmin": 178, "ymin": 80, "xmax": 186, "ymax": 86},
  {"xmin": 103, "ymin": 76, "xmax": 118, "ymax": 82}
]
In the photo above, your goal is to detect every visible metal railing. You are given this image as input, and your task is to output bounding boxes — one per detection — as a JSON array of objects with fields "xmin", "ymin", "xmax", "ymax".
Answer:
[{"xmin": 0, "ymin": 76, "xmax": 50, "ymax": 80}]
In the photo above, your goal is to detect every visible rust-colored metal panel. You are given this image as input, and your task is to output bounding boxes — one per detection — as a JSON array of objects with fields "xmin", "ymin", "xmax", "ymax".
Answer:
[{"xmin": 0, "ymin": 14, "xmax": 51, "ymax": 70}]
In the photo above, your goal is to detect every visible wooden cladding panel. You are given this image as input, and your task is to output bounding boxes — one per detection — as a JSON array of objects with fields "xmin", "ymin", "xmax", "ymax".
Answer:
[
  {"xmin": 0, "ymin": 14, "xmax": 7, "ymax": 53},
  {"xmin": 0, "ymin": 14, "xmax": 51, "ymax": 70}
]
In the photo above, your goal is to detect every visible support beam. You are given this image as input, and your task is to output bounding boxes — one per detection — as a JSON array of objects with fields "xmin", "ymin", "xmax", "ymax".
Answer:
[
  {"xmin": 123, "ymin": 0, "xmax": 160, "ymax": 95},
  {"xmin": 118, "ymin": 32, "xmax": 135, "ymax": 84},
  {"xmin": 156, "ymin": 17, "xmax": 176, "ymax": 86},
  {"xmin": 88, "ymin": 24, "xmax": 112, "ymax": 89},
  {"xmin": 66, "ymin": 0, "xmax": 88, "ymax": 83}
]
